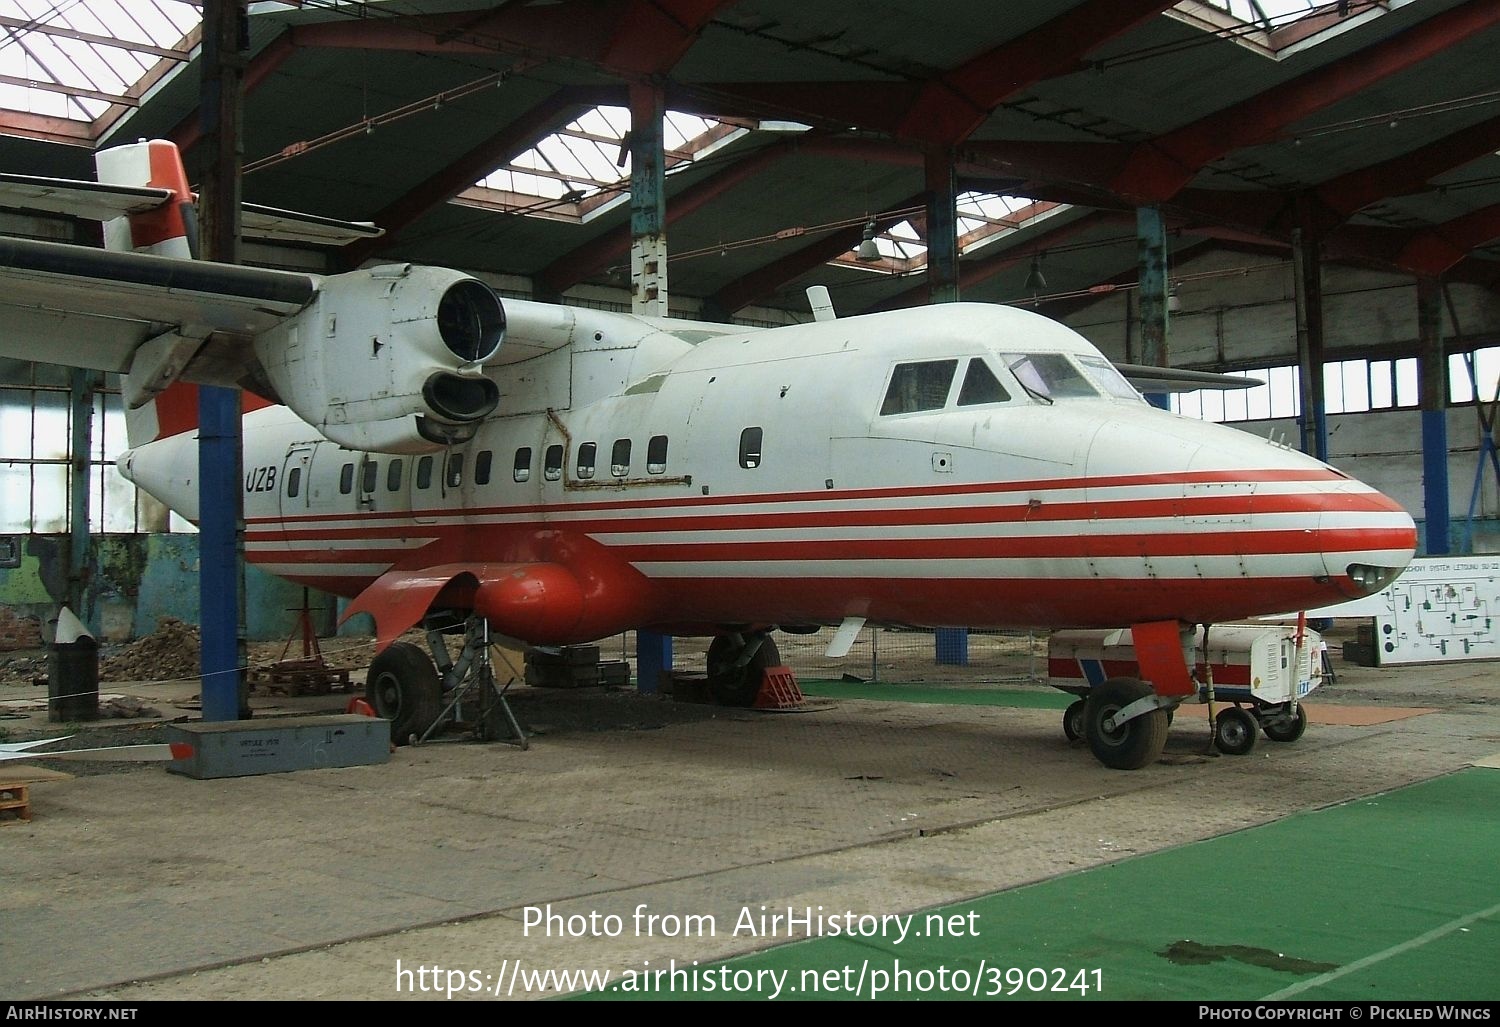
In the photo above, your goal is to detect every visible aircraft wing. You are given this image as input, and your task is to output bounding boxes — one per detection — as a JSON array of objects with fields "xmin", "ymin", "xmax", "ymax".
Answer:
[
  {"xmin": 0, "ymin": 736, "xmax": 74, "ymax": 752},
  {"xmin": 1116, "ymin": 362, "xmax": 1265, "ymax": 393},
  {"xmin": 0, "ymin": 235, "xmax": 317, "ymax": 376},
  {"xmin": 0, "ymin": 742, "xmax": 193, "ymax": 763}
]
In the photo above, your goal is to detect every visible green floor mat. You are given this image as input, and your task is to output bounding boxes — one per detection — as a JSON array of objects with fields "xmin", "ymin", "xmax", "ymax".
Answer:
[{"xmin": 579, "ymin": 768, "xmax": 1500, "ymax": 1001}]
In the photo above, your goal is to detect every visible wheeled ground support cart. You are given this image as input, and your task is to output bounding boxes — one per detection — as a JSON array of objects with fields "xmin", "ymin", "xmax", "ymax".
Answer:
[{"xmin": 1049, "ymin": 622, "xmax": 1325, "ymax": 758}]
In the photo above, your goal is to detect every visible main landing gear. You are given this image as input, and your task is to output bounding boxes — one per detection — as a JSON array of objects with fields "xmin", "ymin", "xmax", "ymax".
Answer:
[
  {"xmin": 1075, "ymin": 678, "xmax": 1173, "ymax": 771},
  {"xmin": 705, "ymin": 631, "xmax": 781, "ymax": 707},
  {"xmin": 364, "ymin": 613, "xmax": 528, "ymax": 747}
]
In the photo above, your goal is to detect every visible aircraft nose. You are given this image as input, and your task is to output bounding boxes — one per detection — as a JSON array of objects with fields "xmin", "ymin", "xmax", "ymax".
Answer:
[{"xmin": 1315, "ymin": 489, "xmax": 1417, "ymax": 600}]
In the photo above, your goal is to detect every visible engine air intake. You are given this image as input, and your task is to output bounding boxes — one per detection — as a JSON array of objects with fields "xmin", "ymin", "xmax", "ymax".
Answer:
[{"xmin": 437, "ymin": 279, "xmax": 505, "ymax": 363}]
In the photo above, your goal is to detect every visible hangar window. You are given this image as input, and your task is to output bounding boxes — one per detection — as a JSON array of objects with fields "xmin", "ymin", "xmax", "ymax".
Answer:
[
  {"xmin": 387, "ymin": 459, "xmax": 403, "ymax": 492},
  {"xmin": 880, "ymin": 360, "xmax": 958, "ymax": 415},
  {"xmin": 739, "ymin": 427, "xmax": 762, "ymax": 469},
  {"xmin": 577, "ymin": 442, "xmax": 596, "ymax": 479},
  {"xmin": 417, "ymin": 456, "xmax": 433, "ymax": 490},
  {"xmin": 285, "ymin": 467, "xmax": 301, "ymax": 499},
  {"xmin": 512, "ymin": 447, "xmax": 531, "ymax": 483},
  {"xmin": 474, "ymin": 450, "xmax": 493, "ymax": 486},
  {"xmin": 611, "ymin": 439, "xmax": 631, "ymax": 477},
  {"xmin": 956, "ymin": 359, "xmax": 1010, "ymax": 406},
  {"xmin": 544, "ymin": 444, "xmax": 564, "ymax": 481},
  {"xmin": 647, "ymin": 435, "xmax": 668, "ymax": 474},
  {"xmin": 339, "ymin": 462, "xmax": 354, "ymax": 495}
]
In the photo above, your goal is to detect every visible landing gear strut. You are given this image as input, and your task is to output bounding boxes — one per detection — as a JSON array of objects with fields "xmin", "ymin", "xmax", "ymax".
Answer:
[
  {"xmin": 705, "ymin": 632, "xmax": 781, "ymax": 707},
  {"xmin": 364, "ymin": 614, "xmax": 528, "ymax": 747}
]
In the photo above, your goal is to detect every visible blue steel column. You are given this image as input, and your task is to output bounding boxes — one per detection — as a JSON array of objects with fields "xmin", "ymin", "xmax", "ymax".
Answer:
[
  {"xmin": 67, "ymin": 368, "xmax": 98, "ymax": 624},
  {"xmin": 1418, "ymin": 276, "xmax": 1450, "ymax": 555},
  {"xmin": 198, "ymin": 388, "xmax": 243, "ymax": 720},
  {"xmin": 1136, "ymin": 207, "xmax": 1170, "ymax": 411},
  {"xmin": 197, "ymin": 0, "xmax": 248, "ymax": 721},
  {"xmin": 629, "ymin": 81, "xmax": 672, "ymax": 692},
  {"xmin": 926, "ymin": 149, "xmax": 968, "ymax": 666}
]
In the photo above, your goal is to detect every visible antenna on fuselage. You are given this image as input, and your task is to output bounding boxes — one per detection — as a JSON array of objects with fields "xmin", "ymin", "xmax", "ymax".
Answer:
[{"xmin": 806, "ymin": 285, "xmax": 836, "ymax": 322}]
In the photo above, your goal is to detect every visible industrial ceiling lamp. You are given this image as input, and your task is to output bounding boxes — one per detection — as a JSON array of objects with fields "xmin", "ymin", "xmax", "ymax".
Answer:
[
  {"xmin": 1024, "ymin": 253, "xmax": 1047, "ymax": 297},
  {"xmin": 1167, "ymin": 282, "xmax": 1182, "ymax": 313},
  {"xmin": 856, "ymin": 218, "xmax": 881, "ymax": 262}
]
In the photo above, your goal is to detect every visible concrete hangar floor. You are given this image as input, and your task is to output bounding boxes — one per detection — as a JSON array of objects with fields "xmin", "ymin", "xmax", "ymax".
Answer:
[{"xmin": 1, "ymin": 635, "xmax": 1497, "ymax": 1003}]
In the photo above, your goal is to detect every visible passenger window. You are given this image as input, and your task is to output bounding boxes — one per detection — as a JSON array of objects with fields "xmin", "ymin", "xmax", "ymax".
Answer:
[
  {"xmin": 286, "ymin": 467, "xmax": 301, "ymax": 498},
  {"xmin": 360, "ymin": 459, "xmax": 377, "ymax": 494},
  {"xmin": 957, "ymin": 358, "xmax": 1010, "ymax": 406},
  {"xmin": 739, "ymin": 427, "xmax": 762, "ymax": 469},
  {"xmin": 544, "ymin": 444, "xmax": 563, "ymax": 482},
  {"xmin": 611, "ymin": 439, "xmax": 631, "ymax": 477},
  {"xmin": 446, "ymin": 453, "xmax": 464, "ymax": 487},
  {"xmin": 386, "ymin": 459, "xmax": 403, "ymax": 492},
  {"xmin": 416, "ymin": 455, "xmax": 433, "ymax": 489},
  {"xmin": 880, "ymin": 359, "xmax": 958, "ymax": 415},
  {"xmin": 647, "ymin": 435, "xmax": 668, "ymax": 474},
  {"xmin": 513, "ymin": 447, "xmax": 531, "ymax": 483},
  {"xmin": 339, "ymin": 462, "xmax": 354, "ymax": 495},
  {"xmin": 474, "ymin": 450, "xmax": 493, "ymax": 486},
  {"xmin": 577, "ymin": 442, "xmax": 596, "ymax": 479}
]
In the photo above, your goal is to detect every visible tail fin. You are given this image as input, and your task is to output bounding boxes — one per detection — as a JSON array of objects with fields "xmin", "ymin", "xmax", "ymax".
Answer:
[
  {"xmin": 97, "ymin": 141, "xmax": 195, "ymax": 448},
  {"xmin": 93, "ymin": 139, "xmax": 196, "ymax": 257}
]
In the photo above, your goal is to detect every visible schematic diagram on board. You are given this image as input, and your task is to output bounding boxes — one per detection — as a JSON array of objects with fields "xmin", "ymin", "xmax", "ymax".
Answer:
[{"xmin": 1370, "ymin": 559, "xmax": 1498, "ymax": 664}]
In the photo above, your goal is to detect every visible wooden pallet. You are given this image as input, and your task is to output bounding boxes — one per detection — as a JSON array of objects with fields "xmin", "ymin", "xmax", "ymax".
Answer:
[
  {"xmin": 249, "ymin": 660, "xmax": 354, "ymax": 697},
  {"xmin": 0, "ymin": 782, "xmax": 31, "ymax": 824}
]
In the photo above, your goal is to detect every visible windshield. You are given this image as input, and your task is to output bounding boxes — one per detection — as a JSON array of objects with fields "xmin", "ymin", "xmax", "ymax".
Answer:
[
  {"xmin": 1076, "ymin": 354, "xmax": 1143, "ymax": 400},
  {"xmin": 1001, "ymin": 353, "xmax": 1098, "ymax": 401}
]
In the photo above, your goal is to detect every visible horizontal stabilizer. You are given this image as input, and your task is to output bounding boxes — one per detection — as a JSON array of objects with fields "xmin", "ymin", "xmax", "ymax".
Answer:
[{"xmin": 0, "ymin": 173, "xmax": 382, "ymax": 247}]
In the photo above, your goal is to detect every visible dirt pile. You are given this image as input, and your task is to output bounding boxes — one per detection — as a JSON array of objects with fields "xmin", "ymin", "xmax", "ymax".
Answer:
[{"xmin": 100, "ymin": 617, "xmax": 203, "ymax": 684}]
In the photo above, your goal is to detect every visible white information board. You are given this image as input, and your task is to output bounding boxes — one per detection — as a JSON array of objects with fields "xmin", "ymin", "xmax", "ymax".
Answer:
[{"xmin": 1304, "ymin": 555, "xmax": 1499, "ymax": 665}]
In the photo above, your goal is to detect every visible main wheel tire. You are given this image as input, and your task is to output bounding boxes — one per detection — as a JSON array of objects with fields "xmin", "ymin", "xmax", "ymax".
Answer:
[
  {"xmin": 1083, "ymin": 677, "xmax": 1169, "ymax": 770},
  {"xmin": 1214, "ymin": 706, "xmax": 1260, "ymax": 756},
  {"xmin": 365, "ymin": 642, "xmax": 442, "ymax": 745},
  {"xmin": 706, "ymin": 634, "xmax": 781, "ymax": 707},
  {"xmin": 1263, "ymin": 705, "xmax": 1308, "ymax": 743},
  {"xmin": 1063, "ymin": 699, "xmax": 1086, "ymax": 742}
]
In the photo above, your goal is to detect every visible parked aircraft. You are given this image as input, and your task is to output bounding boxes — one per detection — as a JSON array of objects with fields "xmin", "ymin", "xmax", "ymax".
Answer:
[{"xmin": 0, "ymin": 141, "xmax": 1417, "ymax": 769}]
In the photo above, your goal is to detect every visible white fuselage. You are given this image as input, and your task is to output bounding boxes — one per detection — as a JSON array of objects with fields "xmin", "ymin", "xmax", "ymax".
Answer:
[{"xmin": 120, "ymin": 302, "xmax": 1417, "ymax": 644}]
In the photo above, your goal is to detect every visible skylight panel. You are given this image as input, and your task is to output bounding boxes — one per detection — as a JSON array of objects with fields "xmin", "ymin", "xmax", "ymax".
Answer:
[{"xmin": 0, "ymin": 0, "xmax": 197, "ymax": 132}]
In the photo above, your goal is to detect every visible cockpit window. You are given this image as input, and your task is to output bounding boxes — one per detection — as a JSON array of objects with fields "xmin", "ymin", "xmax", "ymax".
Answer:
[
  {"xmin": 957, "ymin": 358, "xmax": 1010, "ymax": 406},
  {"xmin": 1002, "ymin": 353, "xmax": 1098, "ymax": 401},
  {"xmin": 1076, "ymin": 354, "xmax": 1142, "ymax": 400},
  {"xmin": 880, "ymin": 359, "xmax": 958, "ymax": 415}
]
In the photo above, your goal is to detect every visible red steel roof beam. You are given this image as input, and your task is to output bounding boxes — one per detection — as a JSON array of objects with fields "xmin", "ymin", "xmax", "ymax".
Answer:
[
  {"xmin": 1394, "ymin": 205, "xmax": 1500, "ymax": 277},
  {"xmin": 1112, "ymin": 0, "xmax": 1500, "ymax": 204},
  {"xmin": 710, "ymin": 194, "xmax": 925, "ymax": 314},
  {"xmin": 538, "ymin": 134, "xmax": 921, "ymax": 294},
  {"xmin": 342, "ymin": 90, "xmax": 591, "ymax": 268},
  {"xmin": 897, "ymin": 0, "xmax": 1177, "ymax": 146}
]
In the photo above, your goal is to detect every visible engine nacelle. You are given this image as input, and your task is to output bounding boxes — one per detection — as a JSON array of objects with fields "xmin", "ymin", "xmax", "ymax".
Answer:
[{"xmin": 254, "ymin": 263, "xmax": 503, "ymax": 453}]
